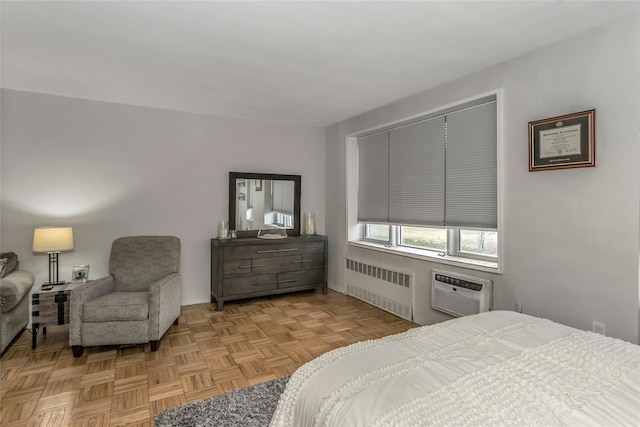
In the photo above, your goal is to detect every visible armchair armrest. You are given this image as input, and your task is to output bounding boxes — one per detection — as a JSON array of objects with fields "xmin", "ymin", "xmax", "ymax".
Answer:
[
  {"xmin": 148, "ymin": 273, "xmax": 182, "ymax": 340},
  {"xmin": 69, "ymin": 276, "xmax": 116, "ymax": 346}
]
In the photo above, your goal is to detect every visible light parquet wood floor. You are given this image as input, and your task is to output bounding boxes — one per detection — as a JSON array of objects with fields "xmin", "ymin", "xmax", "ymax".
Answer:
[{"xmin": 0, "ymin": 290, "xmax": 417, "ymax": 426}]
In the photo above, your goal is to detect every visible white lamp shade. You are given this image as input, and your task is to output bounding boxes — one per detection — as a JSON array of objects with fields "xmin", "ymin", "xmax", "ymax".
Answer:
[{"xmin": 33, "ymin": 227, "xmax": 75, "ymax": 252}]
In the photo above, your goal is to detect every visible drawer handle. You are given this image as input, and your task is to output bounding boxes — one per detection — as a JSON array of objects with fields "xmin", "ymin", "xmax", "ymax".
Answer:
[
  {"xmin": 238, "ymin": 264, "xmax": 267, "ymax": 269},
  {"xmin": 256, "ymin": 282, "xmax": 279, "ymax": 286},
  {"xmin": 256, "ymin": 248, "xmax": 300, "ymax": 254},
  {"xmin": 290, "ymin": 259, "xmax": 313, "ymax": 264},
  {"xmin": 278, "ymin": 279, "xmax": 297, "ymax": 284}
]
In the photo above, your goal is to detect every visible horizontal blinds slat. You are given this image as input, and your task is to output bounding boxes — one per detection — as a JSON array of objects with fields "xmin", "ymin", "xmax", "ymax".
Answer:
[
  {"xmin": 445, "ymin": 102, "xmax": 497, "ymax": 228},
  {"xmin": 389, "ymin": 117, "xmax": 445, "ymax": 225},
  {"xmin": 357, "ymin": 132, "xmax": 389, "ymax": 222}
]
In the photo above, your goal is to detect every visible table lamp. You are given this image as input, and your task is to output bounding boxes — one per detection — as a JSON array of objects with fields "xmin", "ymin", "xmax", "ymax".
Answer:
[{"xmin": 32, "ymin": 226, "xmax": 74, "ymax": 286}]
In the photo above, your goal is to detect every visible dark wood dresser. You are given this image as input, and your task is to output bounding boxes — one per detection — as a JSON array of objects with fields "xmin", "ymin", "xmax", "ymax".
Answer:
[{"xmin": 210, "ymin": 235, "xmax": 328, "ymax": 310}]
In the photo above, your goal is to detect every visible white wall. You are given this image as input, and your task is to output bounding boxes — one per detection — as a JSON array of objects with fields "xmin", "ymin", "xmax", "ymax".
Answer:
[
  {"xmin": 326, "ymin": 16, "xmax": 640, "ymax": 343},
  {"xmin": 0, "ymin": 90, "xmax": 326, "ymax": 305}
]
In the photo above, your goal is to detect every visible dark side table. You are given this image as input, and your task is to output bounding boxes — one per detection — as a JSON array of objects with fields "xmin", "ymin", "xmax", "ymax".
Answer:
[{"xmin": 31, "ymin": 282, "xmax": 84, "ymax": 349}]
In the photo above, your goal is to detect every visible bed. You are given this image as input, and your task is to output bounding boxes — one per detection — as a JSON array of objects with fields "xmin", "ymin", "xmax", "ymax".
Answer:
[{"xmin": 270, "ymin": 311, "xmax": 640, "ymax": 426}]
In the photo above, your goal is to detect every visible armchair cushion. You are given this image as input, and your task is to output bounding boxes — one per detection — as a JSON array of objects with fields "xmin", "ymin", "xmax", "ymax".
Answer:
[
  {"xmin": 83, "ymin": 292, "xmax": 149, "ymax": 322},
  {"xmin": 110, "ymin": 236, "xmax": 180, "ymax": 292}
]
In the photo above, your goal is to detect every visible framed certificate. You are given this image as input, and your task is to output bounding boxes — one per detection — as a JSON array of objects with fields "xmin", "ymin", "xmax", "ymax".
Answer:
[{"xmin": 529, "ymin": 109, "xmax": 595, "ymax": 171}]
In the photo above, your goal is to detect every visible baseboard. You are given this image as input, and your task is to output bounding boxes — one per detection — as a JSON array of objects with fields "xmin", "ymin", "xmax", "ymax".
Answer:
[{"xmin": 328, "ymin": 282, "xmax": 346, "ymax": 294}]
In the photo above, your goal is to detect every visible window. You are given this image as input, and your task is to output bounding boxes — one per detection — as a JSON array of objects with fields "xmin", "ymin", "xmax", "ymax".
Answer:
[
  {"xmin": 365, "ymin": 224, "xmax": 390, "ymax": 243},
  {"xmin": 352, "ymin": 94, "xmax": 500, "ymax": 268},
  {"xmin": 372, "ymin": 225, "xmax": 498, "ymax": 262},
  {"xmin": 400, "ymin": 226, "xmax": 446, "ymax": 252},
  {"xmin": 455, "ymin": 230, "xmax": 498, "ymax": 258}
]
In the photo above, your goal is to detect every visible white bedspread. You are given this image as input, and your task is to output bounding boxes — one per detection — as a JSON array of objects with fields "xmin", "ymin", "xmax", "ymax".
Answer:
[{"xmin": 270, "ymin": 311, "xmax": 640, "ymax": 426}]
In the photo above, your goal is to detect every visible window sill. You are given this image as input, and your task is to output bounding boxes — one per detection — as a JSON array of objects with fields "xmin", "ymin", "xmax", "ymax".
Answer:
[{"xmin": 348, "ymin": 240, "xmax": 501, "ymax": 274}]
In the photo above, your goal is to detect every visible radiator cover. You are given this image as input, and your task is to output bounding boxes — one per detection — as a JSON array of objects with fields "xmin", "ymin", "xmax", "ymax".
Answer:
[{"xmin": 345, "ymin": 258, "xmax": 413, "ymax": 321}]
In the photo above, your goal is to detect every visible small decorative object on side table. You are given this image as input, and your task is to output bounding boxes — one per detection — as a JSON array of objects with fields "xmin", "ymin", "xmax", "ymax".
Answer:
[
  {"xmin": 31, "ymin": 282, "xmax": 84, "ymax": 349},
  {"xmin": 72, "ymin": 264, "xmax": 89, "ymax": 283}
]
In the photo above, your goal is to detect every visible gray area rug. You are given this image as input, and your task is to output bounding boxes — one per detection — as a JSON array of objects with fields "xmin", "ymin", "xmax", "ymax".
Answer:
[{"xmin": 154, "ymin": 375, "xmax": 289, "ymax": 427}]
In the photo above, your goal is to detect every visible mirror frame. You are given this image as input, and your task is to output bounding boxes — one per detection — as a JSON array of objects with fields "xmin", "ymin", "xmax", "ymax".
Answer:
[{"xmin": 229, "ymin": 172, "xmax": 302, "ymax": 238}]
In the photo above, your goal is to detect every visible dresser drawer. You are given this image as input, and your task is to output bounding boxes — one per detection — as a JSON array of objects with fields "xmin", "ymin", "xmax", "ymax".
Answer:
[
  {"xmin": 278, "ymin": 269, "xmax": 325, "ymax": 289},
  {"xmin": 223, "ymin": 274, "xmax": 278, "ymax": 296},
  {"xmin": 279, "ymin": 241, "xmax": 325, "ymax": 254},
  {"xmin": 224, "ymin": 244, "xmax": 301, "ymax": 260},
  {"xmin": 291, "ymin": 253, "xmax": 324, "ymax": 270},
  {"xmin": 223, "ymin": 255, "xmax": 300, "ymax": 277},
  {"xmin": 223, "ymin": 259, "xmax": 253, "ymax": 276}
]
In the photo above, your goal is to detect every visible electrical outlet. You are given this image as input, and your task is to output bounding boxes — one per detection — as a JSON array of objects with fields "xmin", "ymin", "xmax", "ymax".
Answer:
[
  {"xmin": 515, "ymin": 301, "xmax": 522, "ymax": 313},
  {"xmin": 592, "ymin": 322, "xmax": 606, "ymax": 335}
]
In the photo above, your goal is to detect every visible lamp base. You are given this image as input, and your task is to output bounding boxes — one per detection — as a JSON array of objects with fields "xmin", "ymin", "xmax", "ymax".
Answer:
[{"xmin": 43, "ymin": 281, "xmax": 66, "ymax": 286}]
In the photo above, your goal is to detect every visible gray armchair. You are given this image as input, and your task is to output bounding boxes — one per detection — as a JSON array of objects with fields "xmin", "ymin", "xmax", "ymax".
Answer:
[{"xmin": 69, "ymin": 236, "xmax": 181, "ymax": 357}]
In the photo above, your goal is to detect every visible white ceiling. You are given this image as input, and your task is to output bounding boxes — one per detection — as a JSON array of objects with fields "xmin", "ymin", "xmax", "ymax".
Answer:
[{"xmin": 1, "ymin": 1, "xmax": 637, "ymax": 127}]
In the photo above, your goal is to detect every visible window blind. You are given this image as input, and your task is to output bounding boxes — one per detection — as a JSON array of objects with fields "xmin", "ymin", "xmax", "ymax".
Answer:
[
  {"xmin": 357, "ymin": 132, "xmax": 389, "ymax": 222},
  {"xmin": 389, "ymin": 117, "xmax": 445, "ymax": 224},
  {"xmin": 445, "ymin": 102, "xmax": 497, "ymax": 228},
  {"xmin": 357, "ymin": 98, "xmax": 497, "ymax": 229}
]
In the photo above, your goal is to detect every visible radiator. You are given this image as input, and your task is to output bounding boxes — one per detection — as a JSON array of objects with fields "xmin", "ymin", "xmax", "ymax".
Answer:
[
  {"xmin": 431, "ymin": 268, "xmax": 493, "ymax": 317},
  {"xmin": 345, "ymin": 258, "xmax": 413, "ymax": 320}
]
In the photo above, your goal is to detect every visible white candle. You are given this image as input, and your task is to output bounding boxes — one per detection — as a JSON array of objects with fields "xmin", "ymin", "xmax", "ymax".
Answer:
[
  {"xmin": 303, "ymin": 212, "xmax": 316, "ymax": 235},
  {"xmin": 218, "ymin": 220, "xmax": 229, "ymax": 239}
]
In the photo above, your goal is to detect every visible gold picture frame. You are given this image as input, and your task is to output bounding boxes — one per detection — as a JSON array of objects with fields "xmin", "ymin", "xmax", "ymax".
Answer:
[{"xmin": 529, "ymin": 109, "xmax": 596, "ymax": 171}]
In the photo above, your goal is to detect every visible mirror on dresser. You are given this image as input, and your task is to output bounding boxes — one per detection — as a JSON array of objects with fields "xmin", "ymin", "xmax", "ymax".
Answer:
[{"xmin": 229, "ymin": 172, "xmax": 301, "ymax": 237}]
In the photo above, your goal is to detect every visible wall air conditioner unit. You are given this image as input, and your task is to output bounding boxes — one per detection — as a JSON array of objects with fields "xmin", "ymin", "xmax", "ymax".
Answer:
[{"xmin": 431, "ymin": 268, "xmax": 492, "ymax": 317}]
